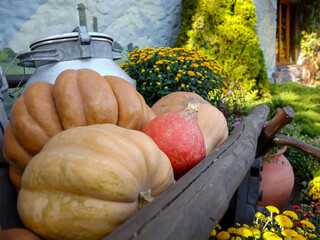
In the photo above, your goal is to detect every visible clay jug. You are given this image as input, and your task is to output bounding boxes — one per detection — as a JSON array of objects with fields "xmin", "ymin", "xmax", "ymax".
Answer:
[{"xmin": 258, "ymin": 146, "xmax": 295, "ymax": 212}]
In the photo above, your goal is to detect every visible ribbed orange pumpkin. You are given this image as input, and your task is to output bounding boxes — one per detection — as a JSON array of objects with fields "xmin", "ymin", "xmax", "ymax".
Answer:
[
  {"xmin": 2, "ymin": 69, "xmax": 155, "ymax": 190},
  {"xmin": 151, "ymin": 92, "xmax": 228, "ymax": 156}
]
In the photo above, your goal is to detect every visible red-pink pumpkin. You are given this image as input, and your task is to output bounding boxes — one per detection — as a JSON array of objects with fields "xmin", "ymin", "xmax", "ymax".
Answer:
[{"xmin": 143, "ymin": 103, "xmax": 206, "ymax": 179}]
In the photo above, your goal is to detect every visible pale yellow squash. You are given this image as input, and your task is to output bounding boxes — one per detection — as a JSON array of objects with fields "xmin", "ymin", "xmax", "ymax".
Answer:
[{"xmin": 17, "ymin": 124, "xmax": 174, "ymax": 240}]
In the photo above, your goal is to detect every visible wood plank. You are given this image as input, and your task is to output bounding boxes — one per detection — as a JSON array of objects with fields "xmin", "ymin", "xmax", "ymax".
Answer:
[{"xmin": 103, "ymin": 104, "xmax": 270, "ymax": 240}]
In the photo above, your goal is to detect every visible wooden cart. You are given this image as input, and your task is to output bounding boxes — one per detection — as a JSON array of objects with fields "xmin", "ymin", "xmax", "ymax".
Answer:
[{"xmin": 1, "ymin": 74, "xmax": 319, "ymax": 240}]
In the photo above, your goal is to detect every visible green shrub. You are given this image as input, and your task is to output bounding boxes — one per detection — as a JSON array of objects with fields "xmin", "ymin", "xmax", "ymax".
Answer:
[
  {"xmin": 174, "ymin": 0, "xmax": 270, "ymax": 96},
  {"xmin": 120, "ymin": 46, "xmax": 229, "ymax": 107},
  {"xmin": 244, "ymin": 82, "xmax": 320, "ymax": 138}
]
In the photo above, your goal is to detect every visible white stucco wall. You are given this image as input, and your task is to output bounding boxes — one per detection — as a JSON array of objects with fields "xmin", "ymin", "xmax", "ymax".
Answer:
[
  {"xmin": 0, "ymin": 0, "xmax": 182, "ymax": 53},
  {"xmin": 253, "ymin": 0, "xmax": 277, "ymax": 80}
]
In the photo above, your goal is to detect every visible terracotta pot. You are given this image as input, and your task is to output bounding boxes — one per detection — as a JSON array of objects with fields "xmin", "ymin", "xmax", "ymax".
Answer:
[{"xmin": 258, "ymin": 146, "xmax": 295, "ymax": 212}]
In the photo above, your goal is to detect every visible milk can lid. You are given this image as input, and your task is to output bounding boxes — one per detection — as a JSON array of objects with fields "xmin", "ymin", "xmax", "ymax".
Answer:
[{"xmin": 30, "ymin": 26, "xmax": 113, "ymax": 50}]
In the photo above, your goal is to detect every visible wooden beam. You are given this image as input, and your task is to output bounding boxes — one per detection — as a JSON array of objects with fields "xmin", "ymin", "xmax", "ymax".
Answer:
[
  {"xmin": 286, "ymin": 2, "xmax": 290, "ymax": 62},
  {"xmin": 278, "ymin": 2, "xmax": 282, "ymax": 63},
  {"xmin": 256, "ymin": 106, "xmax": 295, "ymax": 157},
  {"xmin": 273, "ymin": 135, "xmax": 320, "ymax": 159},
  {"xmin": 103, "ymin": 104, "xmax": 270, "ymax": 240}
]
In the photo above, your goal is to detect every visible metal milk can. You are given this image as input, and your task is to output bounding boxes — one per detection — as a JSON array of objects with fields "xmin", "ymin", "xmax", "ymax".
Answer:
[{"xmin": 17, "ymin": 26, "xmax": 135, "ymax": 91}]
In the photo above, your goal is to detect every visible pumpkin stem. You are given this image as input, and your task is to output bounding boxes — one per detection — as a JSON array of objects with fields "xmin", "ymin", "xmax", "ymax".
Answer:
[
  {"xmin": 139, "ymin": 189, "xmax": 155, "ymax": 209},
  {"xmin": 183, "ymin": 103, "xmax": 199, "ymax": 115}
]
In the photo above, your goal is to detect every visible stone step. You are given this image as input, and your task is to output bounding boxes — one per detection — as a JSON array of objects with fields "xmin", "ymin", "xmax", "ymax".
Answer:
[{"xmin": 273, "ymin": 65, "xmax": 302, "ymax": 83}]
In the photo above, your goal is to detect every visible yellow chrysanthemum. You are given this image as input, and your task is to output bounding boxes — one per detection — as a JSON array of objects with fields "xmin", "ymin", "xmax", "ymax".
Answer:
[
  {"xmin": 175, "ymin": 77, "xmax": 179, "ymax": 82},
  {"xmin": 156, "ymin": 60, "xmax": 163, "ymax": 65},
  {"xmin": 236, "ymin": 227, "xmax": 253, "ymax": 238},
  {"xmin": 300, "ymin": 220, "xmax": 315, "ymax": 229},
  {"xmin": 177, "ymin": 73, "xmax": 182, "ymax": 78},
  {"xmin": 216, "ymin": 231, "xmax": 230, "ymax": 240},
  {"xmin": 155, "ymin": 68, "xmax": 159, "ymax": 71},
  {"xmin": 222, "ymin": 88, "xmax": 228, "ymax": 95},
  {"xmin": 164, "ymin": 86, "xmax": 168, "ymax": 89},
  {"xmin": 158, "ymin": 75, "xmax": 161, "ymax": 78},
  {"xmin": 263, "ymin": 231, "xmax": 282, "ymax": 240},
  {"xmin": 266, "ymin": 206, "xmax": 280, "ymax": 214},
  {"xmin": 229, "ymin": 237, "xmax": 241, "ymax": 240},
  {"xmin": 282, "ymin": 210, "xmax": 298, "ymax": 220},
  {"xmin": 141, "ymin": 69, "xmax": 145, "ymax": 73},
  {"xmin": 196, "ymin": 72, "xmax": 203, "ymax": 77},
  {"xmin": 255, "ymin": 212, "xmax": 265, "ymax": 219},
  {"xmin": 188, "ymin": 71, "xmax": 195, "ymax": 77},
  {"xmin": 281, "ymin": 229, "xmax": 298, "ymax": 237},
  {"xmin": 177, "ymin": 56, "xmax": 184, "ymax": 61},
  {"xmin": 275, "ymin": 215, "xmax": 293, "ymax": 228},
  {"xmin": 250, "ymin": 228, "xmax": 261, "ymax": 238},
  {"xmin": 227, "ymin": 227, "xmax": 237, "ymax": 234},
  {"xmin": 308, "ymin": 233, "xmax": 317, "ymax": 238},
  {"xmin": 156, "ymin": 81, "xmax": 160, "ymax": 85},
  {"xmin": 166, "ymin": 67, "xmax": 171, "ymax": 70},
  {"xmin": 211, "ymin": 229, "xmax": 217, "ymax": 236},
  {"xmin": 120, "ymin": 63, "xmax": 126, "ymax": 68},
  {"xmin": 292, "ymin": 234, "xmax": 306, "ymax": 240},
  {"xmin": 198, "ymin": 81, "xmax": 202, "ymax": 84},
  {"xmin": 203, "ymin": 62, "xmax": 210, "ymax": 67},
  {"xmin": 181, "ymin": 84, "xmax": 185, "ymax": 88}
]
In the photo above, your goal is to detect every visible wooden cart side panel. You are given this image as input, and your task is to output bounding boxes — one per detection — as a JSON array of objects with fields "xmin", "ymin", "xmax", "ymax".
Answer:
[{"xmin": 104, "ymin": 104, "xmax": 270, "ymax": 240}]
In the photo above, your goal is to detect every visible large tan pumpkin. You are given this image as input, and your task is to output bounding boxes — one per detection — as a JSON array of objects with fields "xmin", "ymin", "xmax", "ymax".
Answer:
[
  {"xmin": 152, "ymin": 92, "xmax": 228, "ymax": 156},
  {"xmin": 3, "ymin": 69, "xmax": 155, "ymax": 190},
  {"xmin": 18, "ymin": 124, "xmax": 174, "ymax": 240}
]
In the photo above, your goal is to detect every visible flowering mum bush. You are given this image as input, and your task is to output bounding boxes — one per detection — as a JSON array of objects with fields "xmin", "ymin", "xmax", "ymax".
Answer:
[
  {"xmin": 210, "ymin": 205, "xmax": 319, "ymax": 240},
  {"xmin": 307, "ymin": 176, "xmax": 320, "ymax": 202},
  {"xmin": 120, "ymin": 47, "xmax": 229, "ymax": 106}
]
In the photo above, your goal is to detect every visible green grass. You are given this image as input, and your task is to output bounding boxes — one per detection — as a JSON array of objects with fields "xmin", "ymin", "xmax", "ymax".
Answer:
[{"xmin": 244, "ymin": 82, "xmax": 320, "ymax": 138}]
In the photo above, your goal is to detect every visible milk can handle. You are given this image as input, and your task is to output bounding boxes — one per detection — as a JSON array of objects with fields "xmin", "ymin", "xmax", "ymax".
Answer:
[
  {"xmin": 72, "ymin": 26, "xmax": 91, "ymax": 45},
  {"xmin": 17, "ymin": 49, "xmax": 65, "ymax": 68}
]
